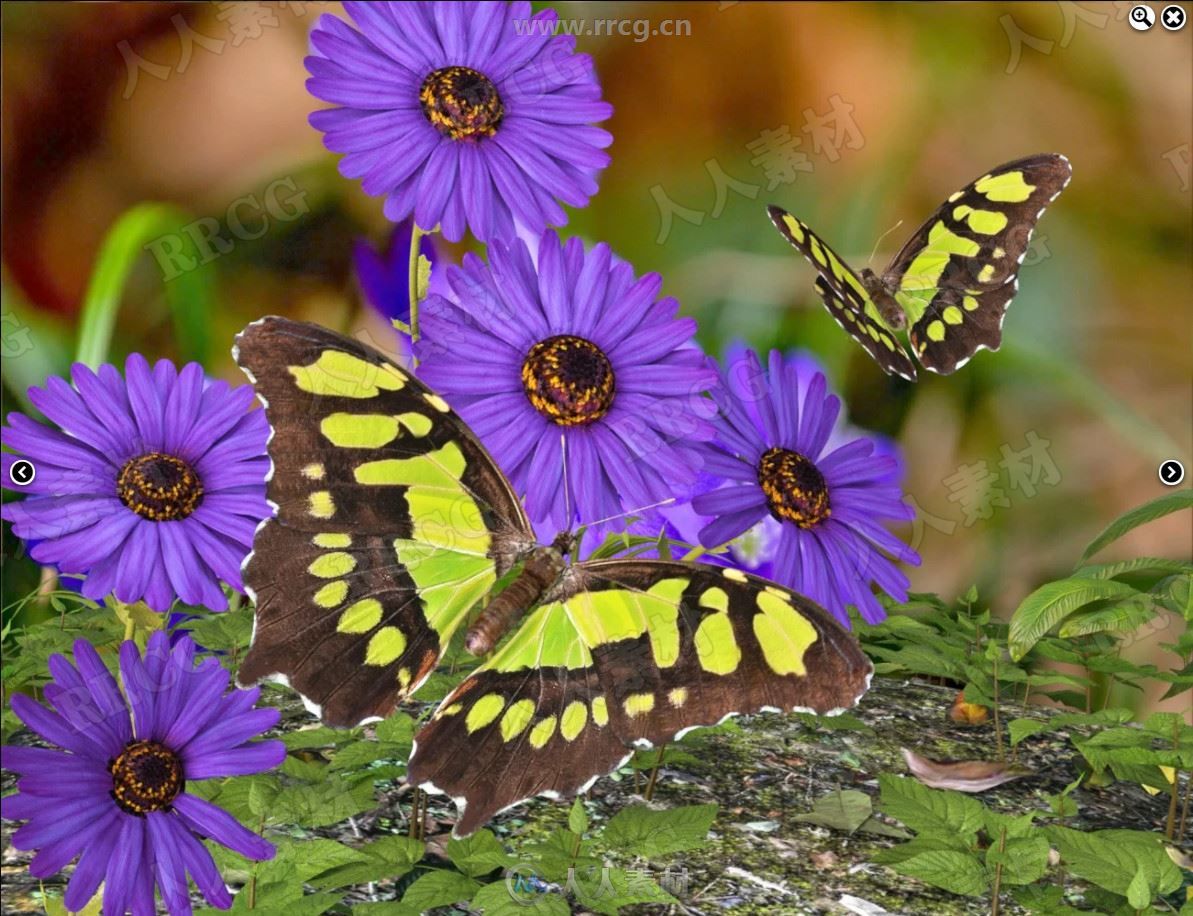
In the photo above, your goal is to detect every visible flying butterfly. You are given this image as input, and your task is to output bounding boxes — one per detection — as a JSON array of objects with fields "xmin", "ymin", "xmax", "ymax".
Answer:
[
  {"xmin": 768, "ymin": 153, "xmax": 1072, "ymax": 380},
  {"xmin": 234, "ymin": 317, "xmax": 872, "ymax": 836}
]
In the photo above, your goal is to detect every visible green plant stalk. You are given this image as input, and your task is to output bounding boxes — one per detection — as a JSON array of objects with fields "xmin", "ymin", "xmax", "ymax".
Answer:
[
  {"xmin": 1179, "ymin": 770, "xmax": 1191, "ymax": 840},
  {"xmin": 408, "ymin": 223, "xmax": 427, "ymax": 355},
  {"xmin": 1166, "ymin": 718, "xmax": 1180, "ymax": 840},
  {"xmin": 645, "ymin": 744, "xmax": 667, "ymax": 801},
  {"xmin": 990, "ymin": 826, "xmax": 1006, "ymax": 916},
  {"xmin": 247, "ymin": 813, "xmax": 266, "ymax": 909},
  {"xmin": 993, "ymin": 654, "xmax": 1004, "ymax": 762},
  {"xmin": 75, "ymin": 203, "xmax": 209, "ymax": 368}
]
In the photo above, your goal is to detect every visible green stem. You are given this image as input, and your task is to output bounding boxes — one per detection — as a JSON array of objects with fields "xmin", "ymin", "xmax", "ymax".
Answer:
[
  {"xmin": 992, "ymin": 655, "xmax": 1003, "ymax": 762},
  {"xmin": 990, "ymin": 826, "xmax": 1007, "ymax": 916},
  {"xmin": 407, "ymin": 224, "xmax": 428, "ymax": 357},
  {"xmin": 645, "ymin": 744, "xmax": 667, "ymax": 802},
  {"xmin": 1166, "ymin": 719, "xmax": 1180, "ymax": 840},
  {"xmin": 1179, "ymin": 770, "xmax": 1191, "ymax": 840}
]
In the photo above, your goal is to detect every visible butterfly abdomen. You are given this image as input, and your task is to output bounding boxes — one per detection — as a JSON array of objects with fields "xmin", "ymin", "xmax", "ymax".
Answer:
[{"xmin": 464, "ymin": 546, "xmax": 565, "ymax": 656}]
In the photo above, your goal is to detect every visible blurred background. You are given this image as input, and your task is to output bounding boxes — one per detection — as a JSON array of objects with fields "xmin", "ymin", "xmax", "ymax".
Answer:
[{"xmin": 2, "ymin": 2, "xmax": 1190, "ymax": 713}]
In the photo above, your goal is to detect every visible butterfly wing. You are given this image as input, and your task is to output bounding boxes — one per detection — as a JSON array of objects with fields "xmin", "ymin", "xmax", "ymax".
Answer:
[
  {"xmin": 234, "ymin": 317, "xmax": 534, "ymax": 726},
  {"xmin": 768, "ymin": 205, "xmax": 918, "ymax": 381},
  {"xmin": 408, "ymin": 559, "xmax": 871, "ymax": 835},
  {"xmin": 882, "ymin": 153, "xmax": 1072, "ymax": 374}
]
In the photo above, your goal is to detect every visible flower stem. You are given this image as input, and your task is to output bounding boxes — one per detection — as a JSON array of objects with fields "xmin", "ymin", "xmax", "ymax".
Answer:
[{"xmin": 408, "ymin": 224, "xmax": 428, "ymax": 358}]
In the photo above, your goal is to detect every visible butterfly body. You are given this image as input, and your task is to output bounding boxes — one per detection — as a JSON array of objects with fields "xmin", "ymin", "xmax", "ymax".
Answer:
[
  {"xmin": 235, "ymin": 317, "xmax": 871, "ymax": 835},
  {"xmin": 769, "ymin": 153, "xmax": 1072, "ymax": 380}
]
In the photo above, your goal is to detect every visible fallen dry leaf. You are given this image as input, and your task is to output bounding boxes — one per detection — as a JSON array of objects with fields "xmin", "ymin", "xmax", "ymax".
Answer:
[{"xmin": 902, "ymin": 747, "xmax": 1032, "ymax": 792}]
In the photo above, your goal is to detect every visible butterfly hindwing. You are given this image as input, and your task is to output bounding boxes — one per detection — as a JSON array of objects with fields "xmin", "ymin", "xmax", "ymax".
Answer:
[
  {"xmin": 234, "ymin": 317, "xmax": 534, "ymax": 726},
  {"xmin": 885, "ymin": 153, "xmax": 1072, "ymax": 374},
  {"xmin": 408, "ymin": 560, "xmax": 872, "ymax": 834},
  {"xmin": 768, "ymin": 205, "xmax": 918, "ymax": 381}
]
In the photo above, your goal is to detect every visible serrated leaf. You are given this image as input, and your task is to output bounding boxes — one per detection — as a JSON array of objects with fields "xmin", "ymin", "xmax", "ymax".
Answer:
[
  {"xmin": 447, "ymin": 828, "xmax": 514, "ymax": 878},
  {"xmin": 271, "ymin": 778, "xmax": 375, "ymax": 827},
  {"xmin": 602, "ymin": 804, "xmax": 716, "ymax": 858},
  {"xmin": 1008, "ymin": 578, "xmax": 1139, "ymax": 660},
  {"xmin": 568, "ymin": 798, "xmax": 588, "ymax": 836},
  {"xmin": 113, "ymin": 601, "xmax": 165, "ymax": 633},
  {"xmin": 891, "ymin": 849, "xmax": 988, "ymax": 896},
  {"xmin": 283, "ymin": 726, "xmax": 360, "ymax": 750},
  {"xmin": 571, "ymin": 866, "xmax": 676, "ymax": 916},
  {"xmin": 1048, "ymin": 827, "xmax": 1181, "ymax": 900},
  {"xmin": 309, "ymin": 836, "xmax": 424, "ymax": 889},
  {"xmin": 471, "ymin": 880, "xmax": 570, "ymax": 915},
  {"xmin": 877, "ymin": 775, "xmax": 985, "ymax": 837},
  {"xmin": 398, "ymin": 870, "xmax": 481, "ymax": 911},
  {"xmin": 986, "ymin": 834, "xmax": 1050, "ymax": 885},
  {"xmin": 1080, "ymin": 491, "xmax": 1193, "ymax": 562},
  {"xmin": 375, "ymin": 712, "xmax": 415, "ymax": 746}
]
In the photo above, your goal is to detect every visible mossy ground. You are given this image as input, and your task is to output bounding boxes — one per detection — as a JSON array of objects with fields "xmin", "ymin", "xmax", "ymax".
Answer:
[{"xmin": 1, "ymin": 679, "xmax": 1177, "ymax": 915}]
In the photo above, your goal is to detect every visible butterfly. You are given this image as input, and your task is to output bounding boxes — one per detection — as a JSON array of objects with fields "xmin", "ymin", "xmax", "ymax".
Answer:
[
  {"xmin": 233, "ymin": 317, "xmax": 872, "ymax": 836},
  {"xmin": 768, "ymin": 153, "xmax": 1072, "ymax": 381}
]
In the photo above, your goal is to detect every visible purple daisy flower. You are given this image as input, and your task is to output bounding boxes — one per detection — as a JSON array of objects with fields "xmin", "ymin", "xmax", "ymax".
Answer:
[
  {"xmin": 1, "ymin": 355, "xmax": 271, "ymax": 612},
  {"xmin": 415, "ymin": 229, "xmax": 718, "ymax": 541},
  {"xmin": 306, "ymin": 1, "xmax": 613, "ymax": 243},
  {"xmin": 1, "ymin": 633, "xmax": 283, "ymax": 915},
  {"xmin": 692, "ymin": 348, "xmax": 920, "ymax": 625}
]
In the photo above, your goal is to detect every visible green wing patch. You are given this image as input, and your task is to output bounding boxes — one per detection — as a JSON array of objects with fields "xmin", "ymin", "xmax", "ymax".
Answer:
[
  {"xmin": 234, "ymin": 317, "xmax": 534, "ymax": 726},
  {"xmin": 407, "ymin": 560, "xmax": 871, "ymax": 834},
  {"xmin": 887, "ymin": 153, "xmax": 1072, "ymax": 374},
  {"xmin": 768, "ymin": 153, "xmax": 1070, "ymax": 378}
]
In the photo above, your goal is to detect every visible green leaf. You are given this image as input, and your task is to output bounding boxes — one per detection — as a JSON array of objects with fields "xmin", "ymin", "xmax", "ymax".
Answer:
[
  {"xmin": 271, "ymin": 778, "xmax": 375, "ymax": 827},
  {"xmin": 1127, "ymin": 867, "xmax": 1152, "ymax": 910},
  {"xmin": 891, "ymin": 849, "xmax": 988, "ymax": 896},
  {"xmin": 1080, "ymin": 491, "xmax": 1193, "ymax": 563},
  {"xmin": 309, "ymin": 836, "xmax": 424, "ymax": 889},
  {"xmin": 185, "ymin": 610, "xmax": 253, "ymax": 651},
  {"xmin": 76, "ymin": 203, "xmax": 214, "ymax": 368},
  {"xmin": 283, "ymin": 726, "xmax": 360, "ymax": 750},
  {"xmin": 986, "ymin": 835, "xmax": 1050, "ymax": 885},
  {"xmin": 791, "ymin": 789, "xmax": 874, "ymax": 833},
  {"xmin": 398, "ymin": 870, "xmax": 481, "ymax": 911},
  {"xmin": 877, "ymin": 775, "xmax": 985, "ymax": 838},
  {"xmin": 1008, "ymin": 578, "xmax": 1139, "ymax": 660},
  {"xmin": 602, "ymin": 804, "xmax": 717, "ymax": 858},
  {"xmin": 415, "ymin": 254, "xmax": 432, "ymax": 303},
  {"xmin": 1058, "ymin": 597, "xmax": 1157, "ymax": 638},
  {"xmin": 375, "ymin": 712, "xmax": 415, "ymax": 746},
  {"xmin": 447, "ymin": 828, "xmax": 515, "ymax": 878},
  {"xmin": 471, "ymin": 881, "xmax": 570, "ymax": 916},
  {"xmin": 1048, "ymin": 826, "xmax": 1182, "ymax": 900},
  {"xmin": 1074, "ymin": 557, "xmax": 1193, "ymax": 581},
  {"xmin": 328, "ymin": 740, "xmax": 400, "ymax": 772},
  {"xmin": 568, "ymin": 798, "xmax": 588, "ymax": 836},
  {"xmin": 570, "ymin": 866, "xmax": 676, "ymax": 916}
]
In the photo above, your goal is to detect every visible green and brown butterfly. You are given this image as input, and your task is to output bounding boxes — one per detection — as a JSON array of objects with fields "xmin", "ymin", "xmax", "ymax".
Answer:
[
  {"xmin": 768, "ymin": 153, "xmax": 1072, "ymax": 380},
  {"xmin": 234, "ymin": 317, "xmax": 872, "ymax": 836}
]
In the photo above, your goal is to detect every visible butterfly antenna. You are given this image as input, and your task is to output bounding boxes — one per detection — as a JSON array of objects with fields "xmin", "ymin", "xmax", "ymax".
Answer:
[
  {"xmin": 585, "ymin": 497, "xmax": 677, "ymax": 530},
  {"xmin": 867, "ymin": 219, "xmax": 905, "ymax": 267}
]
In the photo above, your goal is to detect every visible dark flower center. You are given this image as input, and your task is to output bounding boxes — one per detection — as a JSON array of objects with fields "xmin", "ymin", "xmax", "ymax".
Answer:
[
  {"xmin": 109, "ymin": 740, "xmax": 184, "ymax": 815},
  {"xmin": 521, "ymin": 335, "xmax": 616, "ymax": 427},
  {"xmin": 419, "ymin": 66, "xmax": 504, "ymax": 141},
  {"xmin": 757, "ymin": 447, "xmax": 831, "ymax": 528},
  {"xmin": 117, "ymin": 452, "xmax": 204, "ymax": 521}
]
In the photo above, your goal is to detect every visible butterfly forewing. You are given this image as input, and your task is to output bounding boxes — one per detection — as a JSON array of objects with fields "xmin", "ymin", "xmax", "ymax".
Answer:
[
  {"xmin": 768, "ymin": 205, "xmax": 918, "ymax": 381},
  {"xmin": 884, "ymin": 153, "xmax": 1072, "ymax": 374},
  {"xmin": 234, "ymin": 317, "xmax": 534, "ymax": 726},
  {"xmin": 408, "ymin": 559, "xmax": 872, "ymax": 835}
]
